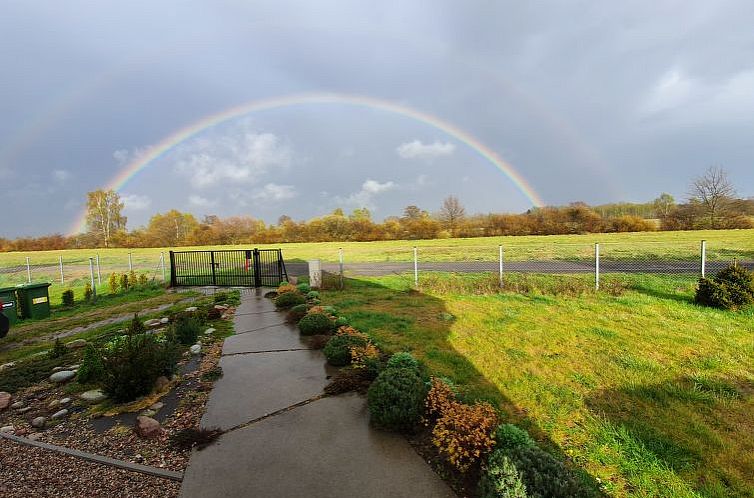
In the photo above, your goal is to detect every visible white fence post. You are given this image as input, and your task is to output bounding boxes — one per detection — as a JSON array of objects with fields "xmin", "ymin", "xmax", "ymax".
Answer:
[
  {"xmin": 595, "ymin": 243, "xmax": 600, "ymax": 291},
  {"xmin": 88, "ymin": 257, "xmax": 97, "ymax": 298},
  {"xmin": 59, "ymin": 255, "xmax": 64, "ymax": 284},
  {"xmin": 26, "ymin": 256, "xmax": 31, "ymax": 283},
  {"xmin": 499, "ymin": 245, "xmax": 504, "ymax": 288},
  {"xmin": 413, "ymin": 247, "xmax": 419, "ymax": 288},
  {"xmin": 160, "ymin": 252, "xmax": 166, "ymax": 281},
  {"xmin": 128, "ymin": 252, "xmax": 133, "ymax": 272},
  {"xmin": 96, "ymin": 253, "xmax": 101, "ymax": 285},
  {"xmin": 700, "ymin": 240, "xmax": 706, "ymax": 278},
  {"xmin": 339, "ymin": 248, "xmax": 344, "ymax": 290}
]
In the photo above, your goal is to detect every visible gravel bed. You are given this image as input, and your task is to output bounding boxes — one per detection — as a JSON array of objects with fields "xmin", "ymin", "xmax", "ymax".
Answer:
[{"xmin": 0, "ymin": 439, "xmax": 181, "ymax": 497}]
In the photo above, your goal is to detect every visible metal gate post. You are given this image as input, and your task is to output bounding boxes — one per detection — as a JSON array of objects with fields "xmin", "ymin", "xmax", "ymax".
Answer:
[
  {"xmin": 210, "ymin": 251, "xmax": 217, "ymax": 286},
  {"xmin": 253, "ymin": 249, "xmax": 262, "ymax": 287},
  {"xmin": 169, "ymin": 251, "xmax": 177, "ymax": 287}
]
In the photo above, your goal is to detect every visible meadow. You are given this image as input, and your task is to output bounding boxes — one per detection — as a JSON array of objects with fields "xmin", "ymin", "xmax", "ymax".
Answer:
[{"xmin": 322, "ymin": 273, "xmax": 754, "ymax": 497}]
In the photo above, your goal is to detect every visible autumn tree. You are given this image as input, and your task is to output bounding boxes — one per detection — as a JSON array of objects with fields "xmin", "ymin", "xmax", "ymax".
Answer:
[
  {"xmin": 85, "ymin": 190, "xmax": 126, "ymax": 247},
  {"xmin": 144, "ymin": 210, "xmax": 199, "ymax": 247},
  {"xmin": 689, "ymin": 166, "xmax": 735, "ymax": 229},
  {"xmin": 439, "ymin": 196, "xmax": 466, "ymax": 235},
  {"xmin": 652, "ymin": 193, "xmax": 675, "ymax": 219}
]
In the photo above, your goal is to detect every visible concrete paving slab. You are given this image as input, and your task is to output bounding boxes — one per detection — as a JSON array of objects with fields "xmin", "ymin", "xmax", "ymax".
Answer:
[
  {"xmin": 200, "ymin": 350, "xmax": 333, "ymax": 430},
  {"xmin": 222, "ymin": 323, "xmax": 310, "ymax": 354},
  {"xmin": 182, "ymin": 394, "xmax": 455, "ymax": 498},
  {"xmin": 232, "ymin": 309, "xmax": 288, "ymax": 334},
  {"xmin": 233, "ymin": 295, "xmax": 277, "ymax": 316}
]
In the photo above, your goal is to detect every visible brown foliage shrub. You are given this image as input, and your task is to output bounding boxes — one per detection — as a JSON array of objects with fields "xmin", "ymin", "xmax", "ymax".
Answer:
[
  {"xmin": 432, "ymin": 401, "xmax": 498, "ymax": 472},
  {"xmin": 308, "ymin": 334, "xmax": 332, "ymax": 350},
  {"xmin": 277, "ymin": 283, "xmax": 298, "ymax": 295},
  {"xmin": 425, "ymin": 377, "xmax": 458, "ymax": 420}
]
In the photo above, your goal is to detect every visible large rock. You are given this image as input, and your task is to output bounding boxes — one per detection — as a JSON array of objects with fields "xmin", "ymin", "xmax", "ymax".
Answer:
[
  {"xmin": 80, "ymin": 389, "xmax": 107, "ymax": 403},
  {"xmin": 51, "ymin": 409, "xmax": 69, "ymax": 420},
  {"xmin": 60, "ymin": 397, "xmax": 72, "ymax": 405},
  {"xmin": 0, "ymin": 392, "xmax": 11, "ymax": 411},
  {"xmin": 190, "ymin": 344, "xmax": 201, "ymax": 355},
  {"xmin": 65, "ymin": 339, "xmax": 87, "ymax": 349},
  {"xmin": 213, "ymin": 304, "xmax": 228, "ymax": 311},
  {"xmin": 31, "ymin": 417, "xmax": 46, "ymax": 429},
  {"xmin": 10, "ymin": 401, "xmax": 24, "ymax": 409},
  {"xmin": 144, "ymin": 318, "xmax": 162, "ymax": 328},
  {"xmin": 0, "ymin": 425, "xmax": 14, "ymax": 434},
  {"xmin": 184, "ymin": 306, "xmax": 198, "ymax": 312},
  {"xmin": 134, "ymin": 416, "xmax": 162, "ymax": 438},
  {"xmin": 49, "ymin": 370, "xmax": 76, "ymax": 383},
  {"xmin": 160, "ymin": 317, "xmax": 169, "ymax": 324}
]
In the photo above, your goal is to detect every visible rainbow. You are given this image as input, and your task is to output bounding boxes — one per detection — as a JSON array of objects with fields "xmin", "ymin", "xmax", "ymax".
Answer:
[{"xmin": 70, "ymin": 92, "xmax": 545, "ymax": 234}]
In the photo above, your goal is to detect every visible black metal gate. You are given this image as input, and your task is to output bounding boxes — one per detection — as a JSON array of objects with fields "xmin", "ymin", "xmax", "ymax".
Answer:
[{"xmin": 169, "ymin": 249, "xmax": 288, "ymax": 287}]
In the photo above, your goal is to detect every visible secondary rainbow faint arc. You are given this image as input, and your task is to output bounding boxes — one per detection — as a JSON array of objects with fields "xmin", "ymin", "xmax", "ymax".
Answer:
[{"xmin": 70, "ymin": 92, "xmax": 545, "ymax": 235}]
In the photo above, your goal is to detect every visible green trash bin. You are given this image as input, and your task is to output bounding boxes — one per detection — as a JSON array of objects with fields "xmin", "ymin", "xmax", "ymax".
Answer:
[
  {"xmin": 0, "ymin": 286, "xmax": 19, "ymax": 324},
  {"xmin": 16, "ymin": 282, "xmax": 52, "ymax": 320}
]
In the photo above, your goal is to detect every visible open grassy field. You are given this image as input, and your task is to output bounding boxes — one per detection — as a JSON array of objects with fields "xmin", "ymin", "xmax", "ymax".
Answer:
[{"xmin": 321, "ymin": 274, "xmax": 754, "ymax": 497}]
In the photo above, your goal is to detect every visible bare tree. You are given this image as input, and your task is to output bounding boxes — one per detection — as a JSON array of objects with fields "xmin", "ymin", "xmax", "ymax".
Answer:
[
  {"xmin": 439, "ymin": 196, "xmax": 466, "ymax": 235},
  {"xmin": 689, "ymin": 166, "xmax": 735, "ymax": 229}
]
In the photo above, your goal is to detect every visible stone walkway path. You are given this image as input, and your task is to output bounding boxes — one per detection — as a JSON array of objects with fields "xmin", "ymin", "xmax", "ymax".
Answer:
[{"xmin": 180, "ymin": 290, "xmax": 454, "ymax": 498}]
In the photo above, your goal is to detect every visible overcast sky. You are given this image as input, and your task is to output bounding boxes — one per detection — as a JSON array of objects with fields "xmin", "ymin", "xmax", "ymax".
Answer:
[{"xmin": 2, "ymin": 1, "xmax": 754, "ymax": 237}]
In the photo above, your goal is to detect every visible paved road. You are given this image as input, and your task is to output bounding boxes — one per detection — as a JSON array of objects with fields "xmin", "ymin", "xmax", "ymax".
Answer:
[
  {"xmin": 287, "ymin": 260, "xmax": 753, "ymax": 277},
  {"xmin": 181, "ymin": 291, "xmax": 454, "ymax": 498}
]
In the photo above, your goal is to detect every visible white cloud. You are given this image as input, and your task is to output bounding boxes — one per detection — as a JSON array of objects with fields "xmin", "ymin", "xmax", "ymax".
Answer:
[
  {"xmin": 53, "ymin": 169, "xmax": 71, "ymax": 182},
  {"xmin": 335, "ymin": 178, "xmax": 396, "ymax": 209},
  {"xmin": 189, "ymin": 194, "xmax": 216, "ymax": 208},
  {"xmin": 121, "ymin": 193, "xmax": 151, "ymax": 211},
  {"xmin": 113, "ymin": 147, "xmax": 148, "ymax": 166},
  {"xmin": 640, "ymin": 69, "xmax": 696, "ymax": 115},
  {"xmin": 251, "ymin": 183, "xmax": 298, "ymax": 202},
  {"xmin": 396, "ymin": 140, "xmax": 455, "ymax": 160},
  {"xmin": 173, "ymin": 127, "xmax": 292, "ymax": 188}
]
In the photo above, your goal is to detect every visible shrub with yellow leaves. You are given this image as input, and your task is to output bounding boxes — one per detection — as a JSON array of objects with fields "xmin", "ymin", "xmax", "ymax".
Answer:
[
  {"xmin": 432, "ymin": 400, "xmax": 498, "ymax": 472},
  {"xmin": 426, "ymin": 377, "xmax": 457, "ymax": 421}
]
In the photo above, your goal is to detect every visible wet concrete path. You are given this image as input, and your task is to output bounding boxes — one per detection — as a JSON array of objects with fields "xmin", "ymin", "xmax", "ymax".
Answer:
[{"xmin": 181, "ymin": 290, "xmax": 454, "ymax": 498}]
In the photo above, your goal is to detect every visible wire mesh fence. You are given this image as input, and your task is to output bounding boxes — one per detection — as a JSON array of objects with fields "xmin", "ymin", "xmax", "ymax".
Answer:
[{"xmin": 293, "ymin": 240, "xmax": 754, "ymax": 290}]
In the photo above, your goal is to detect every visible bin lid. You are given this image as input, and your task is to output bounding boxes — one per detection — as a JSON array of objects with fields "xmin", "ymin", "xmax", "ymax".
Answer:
[
  {"xmin": 0, "ymin": 286, "xmax": 17, "ymax": 293},
  {"xmin": 16, "ymin": 282, "xmax": 52, "ymax": 289}
]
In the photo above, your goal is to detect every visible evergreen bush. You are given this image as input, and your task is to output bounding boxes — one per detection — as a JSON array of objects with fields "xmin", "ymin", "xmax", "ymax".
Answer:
[
  {"xmin": 298, "ymin": 312, "xmax": 335, "ymax": 336},
  {"xmin": 322, "ymin": 333, "xmax": 368, "ymax": 366},
  {"xmin": 367, "ymin": 366, "xmax": 427, "ymax": 431},
  {"xmin": 61, "ymin": 289, "xmax": 74, "ymax": 307},
  {"xmin": 274, "ymin": 291, "xmax": 306, "ymax": 309}
]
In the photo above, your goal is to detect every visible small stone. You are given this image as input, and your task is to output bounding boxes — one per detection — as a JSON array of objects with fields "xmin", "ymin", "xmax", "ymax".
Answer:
[
  {"xmin": 0, "ymin": 362, "xmax": 16, "ymax": 371},
  {"xmin": 154, "ymin": 376, "xmax": 170, "ymax": 392},
  {"xmin": 160, "ymin": 317, "xmax": 169, "ymax": 324},
  {"xmin": 0, "ymin": 425, "xmax": 15, "ymax": 434},
  {"xmin": 59, "ymin": 397, "xmax": 72, "ymax": 405},
  {"xmin": 16, "ymin": 406, "xmax": 32, "ymax": 414},
  {"xmin": 213, "ymin": 304, "xmax": 228, "ymax": 311},
  {"xmin": 0, "ymin": 392, "xmax": 11, "ymax": 411},
  {"xmin": 80, "ymin": 389, "xmax": 107, "ymax": 403},
  {"xmin": 65, "ymin": 339, "xmax": 87, "ymax": 349},
  {"xmin": 31, "ymin": 417, "xmax": 46, "ymax": 429},
  {"xmin": 27, "ymin": 433, "xmax": 43, "ymax": 441},
  {"xmin": 49, "ymin": 370, "xmax": 76, "ymax": 383},
  {"xmin": 144, "ymin": 318, "xmax": 162, "ymax": 328},
  {"xmin": 184, "ymin": 306, "xmax": 198, "ymax": 312},
  {"xmin": 204, "ymin": 327, "xmax": 216, "ymax": 335},
  {"xmin": 67, "ymin": 364, "xmax": 80, "ymax": 370},
  {"xmin": 51, "ymin": 409, "xmax": 69, "ymax": 420},
  {"xmin": 48, "ymin": 400, "xmax": 61, "ymax": 410},
  {"xmin": 134, "ymin": 416, "xmax": 162, "ymax": 438},
  {"xmin": 149, "ymin": 402, "xmax": 164, "ymax": 411},
  {"xmin": 141, "ymin": 409, "xmax": 156, "ymax": 418},
  {"xmin": 52, "ymin": 366, "xmax": 66, "ymax": 372},
  {"xmin": 10, "ymin": 401, "xmax": 24, "ymax": 409},
  {"xmin": 190, "ymin": 344, "xmax": 201, "ymax": 355}
]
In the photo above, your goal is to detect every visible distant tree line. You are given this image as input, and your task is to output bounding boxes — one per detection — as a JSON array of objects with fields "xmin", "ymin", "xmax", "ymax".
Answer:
[{"xmin": 1, "ymin": 167, "xmax": 752, "ymax": 252}]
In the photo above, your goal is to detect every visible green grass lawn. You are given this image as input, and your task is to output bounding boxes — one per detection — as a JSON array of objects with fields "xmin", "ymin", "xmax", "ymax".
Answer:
[{"xmin": 322, "ymin": 274, "xmax": 754, "ymax": 497}]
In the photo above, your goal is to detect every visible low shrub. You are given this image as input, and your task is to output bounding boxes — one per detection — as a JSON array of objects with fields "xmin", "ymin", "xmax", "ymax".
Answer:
[
  {"xmin": 308, "ymin": 334, "xmax": 331, "ymax": 350},
  {"xmin": 84, "ymin": 282, "xmax": 94, "ymax": 302},
  {"xmin": 61, "ymin": 289, "xmax": 74, "ymax": 307},
  {"xmin": 298, "ymin": 312, "xmax": 335, "ymax": 336},
  {"xmin": 494, "ymin": 424, "xmax": 535, "ymax": 452},
  {"xmin": 274, "ymin": 291, "xmax": 306, "ymax": 309},
  {"xmin": 128, "ymin": 313, "xmax": 146, "ymax": 335},
  {"xmin": 101, "ymin": 333, "xmax": 181, "ymax": 403},
  {"xmin": 479, "ymin": 449, "xmax": 528, "ymax": 498},
  {"xmin": 296, "ymin": 283, "xmax": 311, "ymax": 294},
  {"xmin": 323, "ymin": 333, "xmax": 368, "ymax": 366},
  {"xmin": 306, "ymin": 290, "xmax": 320, "ymax": 301},
  {"xmin": 128, "ymin": 270, "xmax": 138, "ymax": 288},
  {"xmin": 426, "ymin": 377, "xmax": 458, "ymax": 420},
  {"xmin": 506, "ymin": 445, "xmax": 590, "ymax": 498},
  {"xmin": 109, "ymin": 273, "xmax": 119, "ymax": 294},
  {"xmin": 432, "ymin": 400, "xmax": 498, "ymax": 472},
  {"xmin": 206, "ymin": 307, "xmax": 222, "ymax": 320},
  {"xmin": 213, "ymin": 292, "xmax": 229, "ymax": 303},
  {"xmin": 77, "ymin": 344, "xmax": 105, "ymax": 384},
  {"xmin": 367, "ymin": 366, "xmax": 427, "ymax": 431},
  {"xmin": 277, "ymin": 283, "xmax": 298, "ymax": 295},
  {"xmin": 325, "ymin": 367, "xmax": 373, "ymax": 395},
  {"xmin": 138, "ymin": 273, "xmax": 148, "ymax": 286},
  {"xmin": 170, "ymin": 427, "xmax": 223, "ymax": 451},
  {"xmin": 322, "ymin": 305, "xmax": 338, "ymax": 316},
  {"xmin": 386, "ymin": 352, "xmax": 420, "ymax": 372},
  {"xmin": 287, "ymin": 303, "xmax": 309, "ymax": 323},
  {"xmin": 695, "ymin": 264, "xmax": 754, "ymax": 310},
  {"xmin": 350, "ymin": 343, "xmax": 380, "ymax": 369},
  {"xmin": 171, "ymin": 315, "xmax": 201, "ymax": 345},
  {"xmin": 120, "ymin": 274, "xmax": 129, "ymax": 291},
  {"xmin": 334, "ymin": 316, "xmax": 349, "ymax": 328},
  {"xmin": 48, "ymin": 338, "xmax": 68, "ymax": 359}
]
